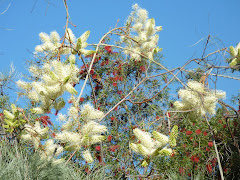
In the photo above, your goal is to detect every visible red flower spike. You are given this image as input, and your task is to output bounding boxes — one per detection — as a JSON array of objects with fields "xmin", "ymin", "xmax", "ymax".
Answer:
[
  {"xmin": 167, "ymin": 112, "xmax": 171, "ymax": 117},
  {"xmin": 206, "ymin": 147, "xmax": 210, "ymax": 152},
  {"xmin": 140, "ymin": 66, "xmax": 146, "ymax": 72},
  {"xmin": 117, "ymin": 90, "xmax": 122, "ymax": 95},
  {"xmin": 119, "ymin": 76, "xmax": 123, "ymax": 81},
  {"xmin": 223, "ymin": 124, "xmax": 227, "ymax": 128},
  {"xmin": 85, "ymin": 168, "xmax": 91, "ymax": 174},
  {"xmin": 96, "ymin": 146, "xmax": 101, "ymax": 151},
  {"xmin": 100, "ymin": 62, "xmax": 105, "ymax": 66},
  {"xmin": 208, "ymin": 141, "xmax": 213, "ymax": 147},
  {"xmin": 186, "ymin": 131, "xmax": 192, "ymax": 135},
  {"xmin": 80, "ymin": 98, "xmax": 84, "ymax": 102},
  {"xmin": 104, "ymin": 46, "xmax": 112, "ymax": 53},
  {"xmin": 223, "ymin": 168, "xmax": 227, "ymax": 173},
  {"xmin": 191, "ymin": 155, "xmax": 199, "ymax": 163},
  {"xmin": 81, "ymin": 65, "xmax": 85, "ymax": 69},
  {"xmin": 179, "ymin": 167, "xmax": 185, "ymax": 176},
  {"xmin": 110, "ymin": 117, "xmax": 115, "ymax": 121},
  {"xmin": 113, "ymin": 82, "xmax": 117, "ymax": 87},
  {"xmin": 195, "ymin": 129, "xmax": 201, "ymax": 135},
  {"xmin": 90, "ymin": 69, "xmax": 94, "ymax": 74},
  {"xmin": 203, "ymin": 131, "xmax": 208, "ymax": 136},
  {"xmin": 207, "ymin": 164, "xmax": 212, "ymax": 173},
  {"xmin": 107, "ymin": 135, "xmax": 112, "ymax": 142},
  {"xmin": 55, "ymin": 110, "xmax": 59, "ymax": 116},
  {"xmin": 52, "ymin": 133, "xmax": 56, "ymax": 138}
]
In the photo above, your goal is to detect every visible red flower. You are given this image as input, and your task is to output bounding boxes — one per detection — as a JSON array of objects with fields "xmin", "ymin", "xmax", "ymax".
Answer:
[
  {"xmin": 191, "ymin": 155, "xmax": 200, "ymax": 163},
  {"xmin": 119, "ymin": 76, "xmax": 123, "ymax": 81},
  {"xmin": 90, "ymin": 69, "xmax": 94, "ymax": 74},
  {"xmin": 167, "ymin": 112, "xmax": 171, "ymax": 117},
  {"xmin": 110, "ymin": 117, "xmax": 115, "ymax": 121},
  {"xmin": 96, "ymin": 146, "xmax": 101, "ymax": 151},
  {"xmin": 104, "ymin": 46, "xmax": 112, "ymax": 53},
  {"xmin": 190, "ymin": 137, "xmax": 193, "ymax": 140},
  {"xmin": 117, "ymin": 90, "xmax": 122, "ymax": 94},
  {"xmin": 218, "ymin": 120, "xmax": 222, "ymax": 124},
  {"xmin": 223, "ymin": 168, "xmax": 227, "ymax": 173},
  {"xmin": 212, "ymin": 157, "xmax": 217, "ymax": 166},
  {"xmin": 36, "ymin": 116, "xmax": 52, "ymax": 127},
  {"xmin": 207, "ymin": 164, "xmax": 212, "ymax": 173},
  {"xmin": 85, "ymin": 167, "xmax": 91, "ymax": 174},
  {"xmin": 179, "ymin": 167, "xmax": 185, "ymax": 176},
  {"xmin": 203, "ymin": 131, "xmax": 208, "ymax": 136},
  {"xmin": 140, "ymin": 66, "xmax": 146, "ymax": 72},
  {"xmin": 223, "ymin": 124, "xmax": 227, "ymax": 128},
  {"xmin": 186, "ymin": 131, "xmax": 192, "ymax": 135},
  {"xmin": 80, "ymin": 97, "xmax": 84, "ymax": 102},
  {"xmin": 107, "ymin": 135, "xmax": 112, "ymax": 142},
  {"xmin": 195, "ymin": 129, "xmax": 201, "ymax": 135},
  {"xmin": 109, "ymin": 145, "xmax": 120, "ymax": 152},
  {"xmin": 193, "ymin": 142, "xmax": 198, "ymax": 147},
  {"xmin": 114, "ymin": 76, "xmax": 119, "ymax": 81},
  {"xmin": 113, "ymin": 82, "xmax": 117, "ymax": 87},
  {"xmin": 208, "ymin": 141, "xmax": 213, "ymax": 147},
  {"xmin": 206, "ymin": 147, "xmax": 210, "ymax": 152},
  {"xmin": 192, "ymin": 122, "xmax": 195, "ymax": 126},
  {"xmin": 100, "ymin": 62, "xmax": 105, "ymax": 66}
]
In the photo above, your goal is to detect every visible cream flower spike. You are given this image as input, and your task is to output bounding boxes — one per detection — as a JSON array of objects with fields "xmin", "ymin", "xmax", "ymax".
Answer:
[
  {"xmin": 80, "ymin": 104, "xmax": 104, "ymax": 121},
  {"xmin": 174, "ymin": 80, "xmax": 226, "ymax": 116}
]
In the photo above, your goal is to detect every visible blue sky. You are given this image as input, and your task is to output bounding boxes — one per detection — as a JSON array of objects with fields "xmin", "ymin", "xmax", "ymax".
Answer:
[{"xmin": 0, "ymin": 0, "xmax": 240, "ymax": 105}]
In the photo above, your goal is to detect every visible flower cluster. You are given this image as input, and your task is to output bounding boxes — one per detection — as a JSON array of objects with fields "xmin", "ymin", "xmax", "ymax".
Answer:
[
  {"xmin": 21, "ymin": 121, "xmax": 49, "ymax": 149},
  {"xmin": 122, "ymin": 4, "xmax": 162, "ymax": 61},
  {"xmin": 35, "ymin": 31, "xmax": 62, "ymax": 54},
  {"xmin": 34, "ymin": 29, "xmax": 94, "ymax": 56},
  {"xmin": 40, "ymin": 139, "xmax": 64, "ymax": 164},
  {"xmin": 130, "ymin": 125, "xmax": 178, "ymax": 166},
  {"xmin": 174, "ymin": 80, "xmax": 226, "ymax": 116},
  {"xmin": 229, "ymin": 42, "xmax": 240, "ymax": 67},
  {"xmin": 55, "ymin": 104, "xmax": 107, "ymax": 163},
  {"xmin": 17, "ymin": 60, "xmax": 79, "ymax": 114}
]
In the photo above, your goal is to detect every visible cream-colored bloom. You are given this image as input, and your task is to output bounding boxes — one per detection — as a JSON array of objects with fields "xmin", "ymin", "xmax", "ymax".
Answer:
[
  {"xmin": 82, "ymin": 150, "xmax": 93, "ymax": 163},
  {"xmin": 55, "ymin": 130, "xmax": 81, "ymax": 145},
  {"xmin": 39, "ymin": 32, "xmax": 51, "ymax": 43},
  {"xmin": 81, "ymin": 121, "xmax": 107, "ymax": 135},
  {"xmin": 66, "ymin": 28, "xmax": 76, "ymax": 43},
  {"xmin": 152, "ymin": 131, "xmax": 169, "ymax": 147},
  {"xmin": 50, "ymin": 31, "xmax": 60, "ymax": 43},
  {"xmin": 133, "ymin": 128, "xmax": 154, "ymax": 149},
  {"xmin": 80, "ymin": 104, "xmax": 104, "ymax": 121},
  {"xmin": 174, "ymin": 80, "xmax": 226, "ymax": 116},
  {"xmin": 16, "ymin": 80, "xmax": 31, "ymax": 90}
]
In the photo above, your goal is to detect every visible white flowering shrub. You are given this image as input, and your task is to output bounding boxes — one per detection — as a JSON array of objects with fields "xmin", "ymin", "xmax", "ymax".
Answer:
[{"xmin": 1, "ymin": 2, "xmax": 239, "ymax": 179}]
